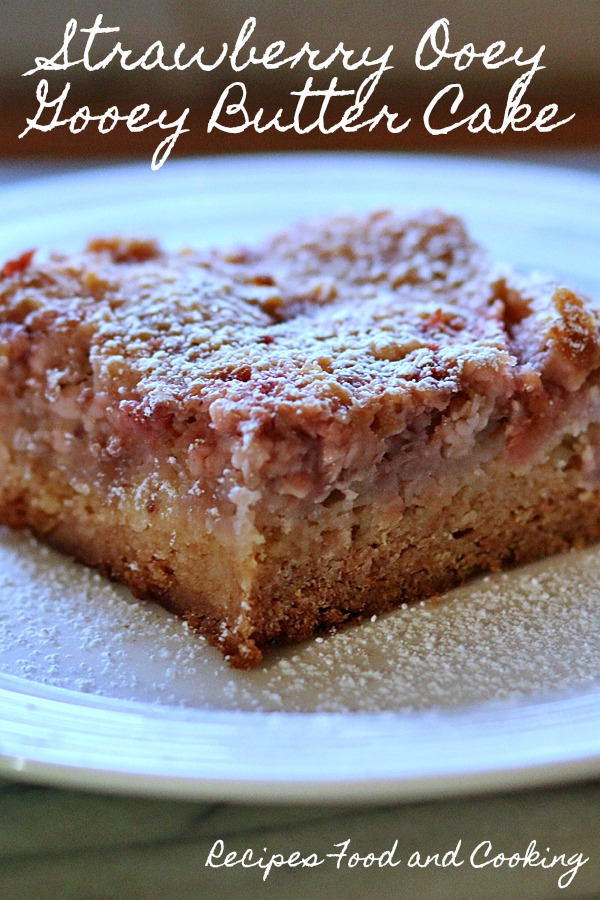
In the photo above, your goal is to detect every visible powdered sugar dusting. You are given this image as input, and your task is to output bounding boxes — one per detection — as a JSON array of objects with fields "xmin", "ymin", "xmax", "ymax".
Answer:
[{"xmin": 1, "ymin": 525, "xmax": 599, "ymax": 713}]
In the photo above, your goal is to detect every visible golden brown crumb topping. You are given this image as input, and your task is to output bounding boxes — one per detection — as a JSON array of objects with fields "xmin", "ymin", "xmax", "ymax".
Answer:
[{"xmin": 1, "ymin": 210, "xmax": 599, "ymax": 498}]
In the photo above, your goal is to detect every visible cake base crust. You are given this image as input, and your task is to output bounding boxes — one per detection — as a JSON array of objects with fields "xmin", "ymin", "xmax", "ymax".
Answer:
[{"xmin": 2, "ymin": 428, "xmax": 600, "ymax": 667}]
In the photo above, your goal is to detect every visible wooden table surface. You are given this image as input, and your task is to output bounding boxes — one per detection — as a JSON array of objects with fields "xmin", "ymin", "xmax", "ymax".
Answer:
[{"xmin": 0, "ymin": 152, "xmax": 599, "ymax": 900}]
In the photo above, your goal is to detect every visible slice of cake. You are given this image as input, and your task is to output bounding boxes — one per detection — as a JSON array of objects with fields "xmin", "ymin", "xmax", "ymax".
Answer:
[{"xmin": 1, "ymin": 211, "xmax": 600, "ymax": 668}]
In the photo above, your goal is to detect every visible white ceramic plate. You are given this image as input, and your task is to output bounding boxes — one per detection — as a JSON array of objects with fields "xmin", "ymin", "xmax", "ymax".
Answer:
[{"xmin": 1, "ymin": 153, "xmax": 600, "ymax": 802}]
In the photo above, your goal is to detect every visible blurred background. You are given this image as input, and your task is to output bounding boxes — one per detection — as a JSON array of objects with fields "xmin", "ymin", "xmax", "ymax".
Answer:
[{"xmin": 0, "ymin": 0, "xmax": 598, "ymax": 159}]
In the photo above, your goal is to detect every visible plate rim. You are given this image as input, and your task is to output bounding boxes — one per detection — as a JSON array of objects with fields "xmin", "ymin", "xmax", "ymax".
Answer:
[{"xmin": 1, "ymin": 151, "xmax": 600, "ymax": 803}]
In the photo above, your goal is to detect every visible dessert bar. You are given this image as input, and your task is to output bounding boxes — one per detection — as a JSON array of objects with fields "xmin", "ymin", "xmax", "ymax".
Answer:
[{"xmin": 1, "ymin": 211, "xmax": 600, "ymax": 667}]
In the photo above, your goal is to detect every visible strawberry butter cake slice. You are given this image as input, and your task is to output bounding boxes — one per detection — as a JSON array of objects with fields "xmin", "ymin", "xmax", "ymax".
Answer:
[{"xmin": 1, "ymin": 211, "xmax": 600, "ymax": 666}]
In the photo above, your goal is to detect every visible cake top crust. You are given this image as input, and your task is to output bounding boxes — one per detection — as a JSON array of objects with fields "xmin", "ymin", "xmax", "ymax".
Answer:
[{"xmin": 1, "ymin": 210, "xmax": 599, "ymax": 448}]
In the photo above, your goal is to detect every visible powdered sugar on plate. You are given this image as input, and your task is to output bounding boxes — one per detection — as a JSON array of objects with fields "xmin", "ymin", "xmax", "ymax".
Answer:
[{"xmin": 1, "ymin": 525, "xmax": 599, "ymax": 713}]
